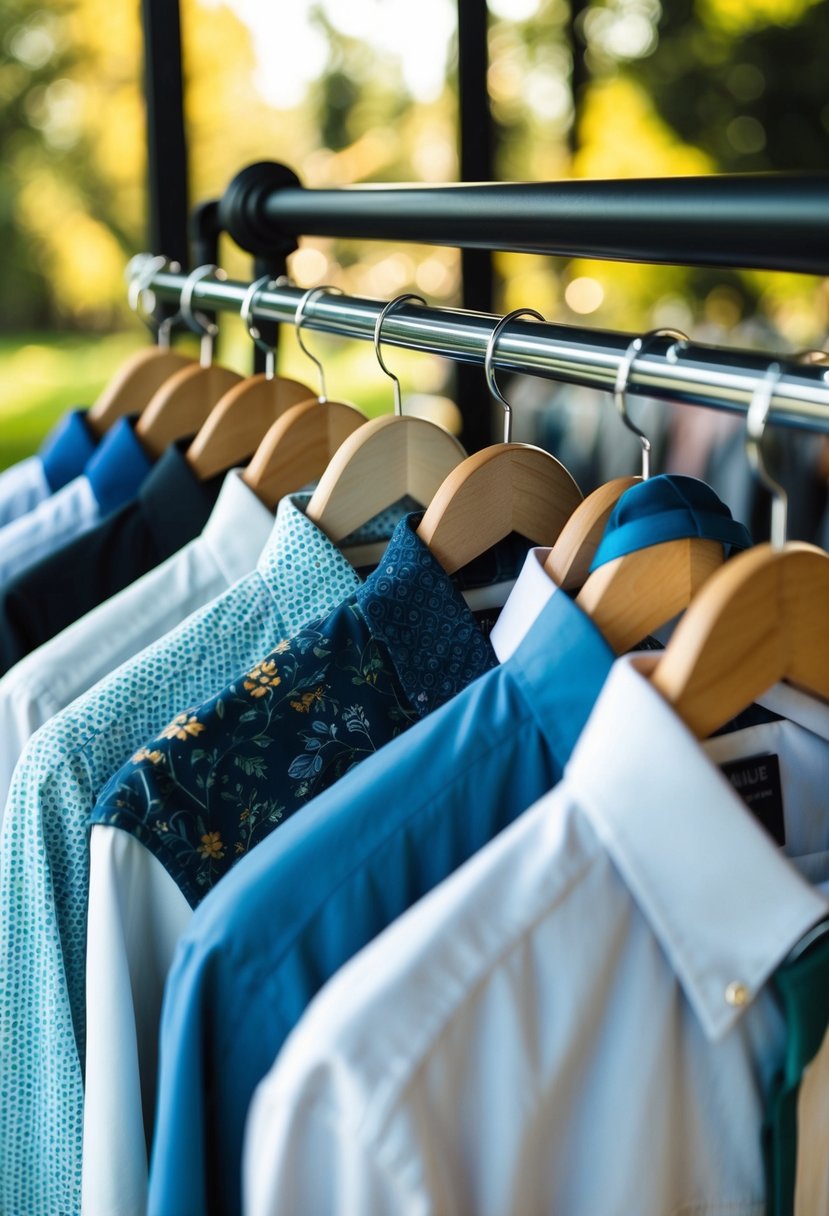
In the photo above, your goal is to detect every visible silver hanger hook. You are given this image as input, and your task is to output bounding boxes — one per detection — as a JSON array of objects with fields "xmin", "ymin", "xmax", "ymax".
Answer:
[
  {"xmin": 746, "ymin": 361, "xmax": 787, "ymax": 549},
  {"xmin": 180, "ymin": 264, "xmax": 227, "ymax": 367},
  {"xmin": 485, "ymin": 308, "xmax": 544, "ymax": 443},
  {"xmin": 614, "ymin": 327, "xmax": 689, "ymax": 480},
  {"xmin": 127, "ymin": 254, "xmax": 181, "ymax": 346},
  {"xmin": 374, "ymin": 293, "xmax": 427, "ymax": 416},
  {"xmin": 295, "ymin": 285, "xmax": 344, "ymax": 402},
  {"xmin": 240, "ymin": 274, "xmax": 292, "ymax": 380}
]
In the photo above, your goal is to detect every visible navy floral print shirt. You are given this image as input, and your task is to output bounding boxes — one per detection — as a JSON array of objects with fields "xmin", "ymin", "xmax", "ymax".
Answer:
[{"xmin": 92, "ymin": 516, "xmax": 516, "ymax": 907}]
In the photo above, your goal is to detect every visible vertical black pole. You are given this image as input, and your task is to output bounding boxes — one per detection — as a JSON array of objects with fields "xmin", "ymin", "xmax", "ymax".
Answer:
[
  {"xmin": 567, "ymin": 0, "xmax": 589, "ymax": 156},
  {"xmin": 457, "ymin": 0, "xmax": 494, "ymax": 452},
  {"xmin": 140, "ymin": 0, "xmax": 190, "ymax": 268}
]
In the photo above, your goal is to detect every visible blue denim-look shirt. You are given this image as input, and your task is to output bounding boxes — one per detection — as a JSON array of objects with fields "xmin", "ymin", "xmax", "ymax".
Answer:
[
  {"xmin": 91, "ymin": 515, "xmax": 506, "ymax": 908},
  {"xmin": 146, "ymin": 584, "xmax": 617, "ymax": 1216}
]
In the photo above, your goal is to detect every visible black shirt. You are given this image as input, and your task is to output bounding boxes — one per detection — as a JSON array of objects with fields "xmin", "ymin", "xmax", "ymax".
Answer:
[{"xmin": 0, "ymin": 442, "xmax": 223, "ymax": 675}]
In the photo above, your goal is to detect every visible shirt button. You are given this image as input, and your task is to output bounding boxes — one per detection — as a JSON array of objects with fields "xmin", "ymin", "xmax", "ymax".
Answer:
[{"xmin": 725, "ymin": 981, "xmax": 750, "ymax": 1007}]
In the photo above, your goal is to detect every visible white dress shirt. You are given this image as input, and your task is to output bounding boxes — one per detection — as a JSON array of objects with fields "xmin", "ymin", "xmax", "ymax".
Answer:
[
  {"xmin": 81, "ymin": 546, "xmax": 550, "ymax": 1216},
  {"xmin": 0, "ymin": 455, "xmax": 51, "ymax": 528},
  {"xmin": 0, "ymin": 470, "xmax": 272, "ymax": 817},
  {"xmin": 0, "ymin": 473, "xmax": 100, "ymax": 584},
  {"xmin": 244, "ymin": 656, "xmax": 829, "ymax": 1216}
]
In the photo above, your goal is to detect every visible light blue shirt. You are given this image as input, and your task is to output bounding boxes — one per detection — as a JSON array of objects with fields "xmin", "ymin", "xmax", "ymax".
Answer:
[
  {"xmin": 0, "ymin": 415, "xmax": 151, "ymax": 583},
  {"xmin": 0, "ymin": 407, "xmax": 96, "ymax": 529},
  {"xmin": 0, "ymin": 493, "xmax": 404, "ymax": 1216},
  {"xmin": 147, "ymin": 572, "xmax": 619, "ymax": 1216}
]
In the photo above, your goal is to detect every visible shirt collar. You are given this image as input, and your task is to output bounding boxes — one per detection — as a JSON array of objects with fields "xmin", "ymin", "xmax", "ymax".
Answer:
[
  {"xmin": 38, "ymin": 407, "xmax": 97, "ymax": 493},
  {"xmin": 200, "ymin": 469, "xmax": 273, "ymax": 586},
  {"xmin": 567, "ymin": 655, "xmax": 829, "ymax": 1042},
  {"xmin": 83, "ymin": 415, "xmax": 154, "ymax": 515},
  {"xmin": 355, "ymin": 514, "xmax": 498, "ymax": 718},
  {"xmin": 138, "ymin": 441, "xmax": 224, "ymax": 560},
  {"xmin": 255, "ymin": 492, "xmax": 414, "ymax": 637},
  {"xmin": 490, "ymin": 547, "xmax": 557, "ymax": 662}
]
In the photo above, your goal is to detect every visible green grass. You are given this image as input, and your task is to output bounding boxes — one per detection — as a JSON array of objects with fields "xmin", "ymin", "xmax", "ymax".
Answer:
[
  {"xmin": 0, "ymin": 332, "xmax": 146, "ymax": 470},
  {"xmin": 0, "ymin": 328, "xmax": 457, "ymax": 473}
]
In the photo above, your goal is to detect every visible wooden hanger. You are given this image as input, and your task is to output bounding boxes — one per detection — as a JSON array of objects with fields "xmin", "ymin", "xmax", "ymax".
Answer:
[
  {"xmin": 243, "ymin": 398, "xmax": 368, "ymax": 510},
  {"xmin": 135, "ymin": 264, "xmax": 242, "ymax": 459},
  {"xmin": 650, "ymin": 541, "xmax": 829, "ymax": 738},
  {"xmin": 243, "ymin": 285, "xmax": 372, "ymax": 510},
  {"xmin": 88, "ymin": 255, "xmax": 196, "ymax": 436},
  {"xmin": 572, "ymin": 328, "xmax": 719, "ymax": 652},
  {"xmin": 186, "ymin": 276, "xmax": 316, "ymax": 480},
  {"xmin": 544, "ymin": 475, "xmax": 641, "ymax": 591},
  {"xmin": 650, "ymin": 361, "xmax": 829, "ymax": 738},
  {"xmin": 305, "ymin": 294, "xmax": 467, "ymax": 542},
  {"xmin": 415, "ymin": 309, "xmax": 582, "ymax": 574}
]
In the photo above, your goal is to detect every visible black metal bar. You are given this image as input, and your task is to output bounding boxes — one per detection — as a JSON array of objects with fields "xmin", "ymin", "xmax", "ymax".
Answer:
[
  {"xmin": 140, "ymin": 0, "xmax": 189, "ymax": 267},
  {"xmin": 220, "ymin": 163, "xmax": 829, "ymax": 274},
  {"xmin": 457, "ymin": 0, "xmax": 495, "ymax": 451}
]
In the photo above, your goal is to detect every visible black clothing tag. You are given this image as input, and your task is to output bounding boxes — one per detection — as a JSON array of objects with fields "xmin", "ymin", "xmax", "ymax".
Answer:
[
  {"xmin": 472, "ymin": 608, "xmax": 501, "ymax": 640},
  {"xmin": 720, "ymin": 753, "xmax": 786, "ymax": 846}
]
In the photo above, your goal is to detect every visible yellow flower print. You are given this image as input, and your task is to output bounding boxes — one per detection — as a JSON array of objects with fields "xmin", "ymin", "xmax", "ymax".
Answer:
[
  {"xmin": 274, "ymin": 639, "xmax": 290, "ymax": 654},
  {"xmin": 240, "ymin": 808, "xmax": 250, "ymax": 822},
  {"xmin": 235, "ymin": 842, "xmax": 245, "ymax": 855},
  {"xmin": 290, "ymin": 686, "xmax": 324, "ymax": 713},
  {"xmin": 159, "ymin": 712, "xmax": 206, "ymax": 742},
  {"xmin": 198, "ymin": 832, "xmax": 224, "ymax": 860},
  {"xmin": 243, "ymin": 659, "xmax": 281, "ymax": 699},
  {"xmin": 132, "ymin": 747, "xmax": 164, "ymax": 765}
]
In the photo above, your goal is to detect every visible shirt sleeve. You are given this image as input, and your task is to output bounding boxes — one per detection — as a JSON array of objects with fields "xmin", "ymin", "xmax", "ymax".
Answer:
[
  {"xmin": 244, "ymin": 1086, "xmax": 413, "ymax": 1216},
  {"xmin": 83, "ymin": 825, "xmax": 192, "ymax": 1216}
]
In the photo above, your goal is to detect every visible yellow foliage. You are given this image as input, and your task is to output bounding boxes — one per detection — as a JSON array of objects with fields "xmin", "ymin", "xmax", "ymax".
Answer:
[
  {"xmin": 698, "ymin": 0, "xmax": 823, "ymax": 35},
  {"xmin": 574, "ymin": 78, "xmax": 714, "ymax": 180}
]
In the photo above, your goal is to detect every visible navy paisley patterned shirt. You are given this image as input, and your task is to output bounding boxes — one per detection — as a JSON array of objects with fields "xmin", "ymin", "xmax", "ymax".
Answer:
[{"xmin": 92, "ymin": 515, "xmax": 514, "ymax": 906}]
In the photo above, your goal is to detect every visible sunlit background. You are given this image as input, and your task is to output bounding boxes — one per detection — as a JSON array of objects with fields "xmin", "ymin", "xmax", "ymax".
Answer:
[{"xmin": 0, "ymin": 0, "xmax": 827, "ymax": 467}]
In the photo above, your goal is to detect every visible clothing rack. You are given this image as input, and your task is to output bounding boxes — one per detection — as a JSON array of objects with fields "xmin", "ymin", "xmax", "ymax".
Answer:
[
  {"xmin": 219, "ymin": 162, "xmax": 829, "ymax": 274},
  {"xmin": 133, "ymin": 262, "xmax": 829, "ymax": 435}
]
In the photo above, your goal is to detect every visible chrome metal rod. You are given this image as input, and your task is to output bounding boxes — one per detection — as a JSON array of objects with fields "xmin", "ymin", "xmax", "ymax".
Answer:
[{"xmin": 142, "ymin": 266, "xmax": 829, "ymax": 434}]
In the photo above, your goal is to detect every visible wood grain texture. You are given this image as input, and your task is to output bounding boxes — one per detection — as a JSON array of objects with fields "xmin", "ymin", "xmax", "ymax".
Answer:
[
  {"xmin": 545, "ymin": 476, "xmax": 641, "ymax": 592},
  {"xmin": 87, "ymin": 348, "xmax": 196, "ymax": 437},
  {"xmin": 135, "ymin": 364, "xmax": 243, "ymax": 458},
  {"xmin": 244, "ymin": 398, "xmax": 368, "ymax": 510},
  {"xmin": 650, "ymin": 541, "xmax": 829, "ymax": 738},
  {"xmin": 416, "ymin": 443, "xmax": 582, "ymax": 575},
  {"xmin": 306, "ymin": 415, "xmax": 466, "ymax": 542},
  {"xmin": 576, "ymin": 536, "xmax": 724, "ymax": 655},
  {"xmin": 186, "ymin": 375, "xmax": 315, "ymax": 480}
]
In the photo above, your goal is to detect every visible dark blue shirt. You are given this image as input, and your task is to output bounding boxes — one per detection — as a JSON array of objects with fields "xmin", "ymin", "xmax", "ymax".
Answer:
[{"xmin": 92, "ymin": 516, "xmax": 515, "ymax": 907}]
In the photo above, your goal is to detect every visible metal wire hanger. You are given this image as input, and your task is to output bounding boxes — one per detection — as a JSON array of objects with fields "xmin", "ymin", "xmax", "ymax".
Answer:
[
  {"xmin": 243, "ymin": 284, "xmax": 369, "ymax": 510},
  {"xmin": 416, "ymin": 307, "xmax": 582, "ymax": 575},
  {"xmin": 185, "ymin": 275, "xmax": 316, "ymax": 481},
  {"xmin": 651, "ymin": 359, "xmax": 829, "ymax": 739},
  {"xmin": 305, "ymin": 292, "xmax": 467, "ymax": 542}
]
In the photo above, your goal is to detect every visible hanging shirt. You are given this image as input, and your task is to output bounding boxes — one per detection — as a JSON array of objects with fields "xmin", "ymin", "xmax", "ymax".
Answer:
[
  {"xmin": 142, "ymin": 548, "xmax": 614, "ymax": 1216},
  {"xmin": 84, "ymin": 529, "xmax": 524, "ymax": 1216},
  {"xmin": 140, "ymin": 471, "xmax": 748, "ymax": 1216},
  {"xmin": 0, "ymin": 414, "xmax": 152, "ymax": 586},
  {"xmin": 0, "ymin": 441, "xmax": 226, "ymax": 675},
  {"xmin": 92, "ymin": 513, "xmax": 506, "ymax": 908},
  {"xmin": 244, "ymin": 656, "xmax": 829, "ymax": 1216},
  {"xmin": 0, "ymin": 492, "xmax": 411, "ymax": 1216},
  {"xmin": 0, "ymin": 467, "xmax": 273, "ymax": 816},
  {"xmin": 0, "ymin": 406, "xmax": 96, "ymax": 528}
]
